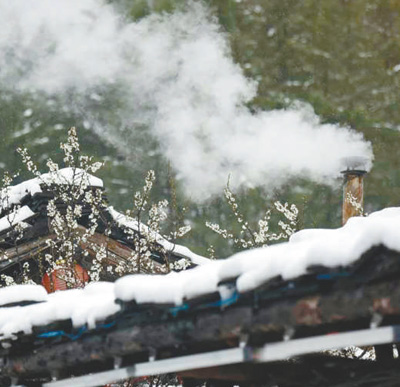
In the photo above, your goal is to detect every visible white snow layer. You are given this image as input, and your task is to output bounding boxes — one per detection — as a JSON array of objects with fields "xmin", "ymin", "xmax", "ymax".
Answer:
[
  {"xmin": 1, "ymin": 207, "xmax": 400, "ymax": 339},
  {"xmin": 0, "ymin": 282, "xmax": 119, "ymax": 339},
  {"xmin": 0, "ymin": 205, "xmax": 35, "ymax": 233},
  {"xmin": 116, "ymin": 208, "xmax": 400, "ymax": 302},
  {"xmin": 0, "ymin": 168, "xmax": 103, "ymax": 211},
  {"xmin": 108, "ymin": 207, "xmax": 210, "ymax": 266},
  {"xmin": 0, "ymin": 284, "xmax": 47, "ymax": 306}
]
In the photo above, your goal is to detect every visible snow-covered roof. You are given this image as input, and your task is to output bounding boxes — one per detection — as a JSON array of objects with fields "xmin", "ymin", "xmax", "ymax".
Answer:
[
  {"xmin": 0, "ymin": 168, "xmax": 103, "ymax": 212},
  {"xmin": 0, "ymin": 284, "xmax": 47, "ymax": 307},
  {"xmin": 0, "ymin": 207, "xmax": 399, "ymax": 340},
  {"xmin": 0, "ymin": 169, "xmax": 208, "ymax": 268},
  {"xmin": 0, "ymin": 205, "xmax": 36, "ymax": 234},
  {"xmin": 0, "ymin": 282, "xmax": 118, "ymax": 339},
  {"xmin": 108, "ymin": 207, "xmax": 210, "ymax": 266}
]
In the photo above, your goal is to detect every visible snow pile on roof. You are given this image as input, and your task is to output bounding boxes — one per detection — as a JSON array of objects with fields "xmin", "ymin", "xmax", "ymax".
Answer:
[
  {"xmin": 0, "ymin": 284, "xmax": 47, "ymax": 307},
  {"xmin": 0, "ymin": 168, "xmax": 103, "ymax": 211},
  {"xmin": 108, "ymin": 207, "xmax": 210, "ymax": 266},
  {"xmin": 0, "ymin": 205, "xmax": 36, "ymax": 233},
  {"xmin": 116, "ymin": 207, "xmax": 400, "ymax": 300},
  {"xmin": 1, "ymin": 207, "xmax": 400, "ymax": 339},
  {"xmin": 236, "ymin": 207, "xmax": 400, "ymax": 292},
  {"xmin": 0, "ymin": 282, "xmax": 119, "ymax": 339}
]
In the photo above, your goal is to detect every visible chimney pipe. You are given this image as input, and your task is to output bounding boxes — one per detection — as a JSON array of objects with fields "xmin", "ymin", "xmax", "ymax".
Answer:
[{"xmin": 341, "ymin": 157, "xmax": 368, "ymax": 226}]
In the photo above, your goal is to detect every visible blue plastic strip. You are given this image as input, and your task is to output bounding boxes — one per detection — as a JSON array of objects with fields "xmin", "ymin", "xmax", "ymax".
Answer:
[
  {"xmin": 66, "ymin": 326, "xmax": 87, "ymax": 341},
  {"xmin": 170, "ymin": 303, "xmax": 189, "ymax": 317},
  {"xmin": 316, "ymin": 272, "xmax": 350, "ymax": 280},
  {"xmin": 37, "ymin": 320, "xmax": 116, "ymax": 341},
  {"xmin": 169, "ymin": 292, "xmax": 240, "ymax": 316},
  {"xmin": 98, "ymin": 320, "xmax": 116, "ymax": 330},
  {"xmin": 38, "ymin": 330, "xmax": 65, "ymax": 339},
  {"xmin": 38, "ymin": 326, "xmax": 87, "ymax": 341}
]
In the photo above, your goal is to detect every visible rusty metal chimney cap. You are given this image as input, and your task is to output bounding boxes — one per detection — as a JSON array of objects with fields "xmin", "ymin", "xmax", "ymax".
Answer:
[{"xmin": 340, "ymin": 156, "xmax": 369, "ymax": 175}]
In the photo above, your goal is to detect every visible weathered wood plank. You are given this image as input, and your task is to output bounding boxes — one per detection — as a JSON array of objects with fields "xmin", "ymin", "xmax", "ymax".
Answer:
[
  {"xmin": 0, "ymin": 234, "xmax": 56, "ymax": 270},
  {"xmin": 77, "ymin": 226, "xmax": 168, "ymax": 274}
]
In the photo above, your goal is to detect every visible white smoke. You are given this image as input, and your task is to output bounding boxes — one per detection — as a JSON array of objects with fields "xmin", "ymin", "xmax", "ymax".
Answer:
[{"xmin": 0, "ymin": 0, "xmax": 373, "ymax": 199}]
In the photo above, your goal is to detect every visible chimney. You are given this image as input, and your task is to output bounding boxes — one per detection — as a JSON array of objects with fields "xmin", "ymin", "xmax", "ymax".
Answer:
[{"xmin": 341, "ymin": 157, "xmax": 368, "ymax": 225}]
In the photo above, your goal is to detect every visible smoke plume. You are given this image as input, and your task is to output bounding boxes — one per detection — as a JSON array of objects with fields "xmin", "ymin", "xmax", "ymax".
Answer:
[{"xmin": 0, "ymin": 0, "xmax": 373, "ymax": 199}]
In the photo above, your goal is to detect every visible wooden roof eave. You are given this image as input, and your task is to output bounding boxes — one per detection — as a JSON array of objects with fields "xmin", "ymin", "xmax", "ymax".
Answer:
[{"xmin": 0, "ymin": 234, "xmax": 57, "ymax": 271}]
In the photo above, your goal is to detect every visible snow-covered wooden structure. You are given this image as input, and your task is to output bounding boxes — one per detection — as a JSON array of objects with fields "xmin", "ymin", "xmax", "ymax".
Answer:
[
  {"xmin": 1, "ymin": 206, "xmax": 400, "ymax": 386},
  {"xmin": 0, "ymin": 169, "xmax": 207, "ymax": 289}
]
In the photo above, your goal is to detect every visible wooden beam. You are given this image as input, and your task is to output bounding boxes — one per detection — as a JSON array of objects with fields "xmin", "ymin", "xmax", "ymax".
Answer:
[
  {"xmin": 78, "ymin": 226, "xmax": 168, "ymax": 274},
  {"xmin": 0, "ymin": 234, "xmax": 56, "ymax": 269}
]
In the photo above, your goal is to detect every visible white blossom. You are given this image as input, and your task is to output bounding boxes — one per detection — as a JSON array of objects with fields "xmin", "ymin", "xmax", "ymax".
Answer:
[
  {"xmin": 0, "ymin": 127, "xmax": 193, "ymax": 289},
  {"xmin": 0, "ymin": 274, "xmax": 15, "ymax": 287},
  {"xmin": 346, "ymin": 192, "xmax": 364, "ymax": 216},
  {"xmin": 207, "ymin": 184, "xmax": 298, "ymax": 252}
]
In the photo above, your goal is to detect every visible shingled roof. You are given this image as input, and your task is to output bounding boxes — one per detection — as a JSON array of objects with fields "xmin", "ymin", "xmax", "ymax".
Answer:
[{"xmin": 0, "ymin": 168, "xmax": 208, "ymax": 282}]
